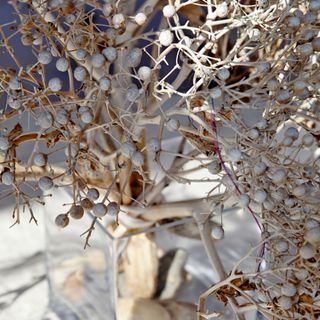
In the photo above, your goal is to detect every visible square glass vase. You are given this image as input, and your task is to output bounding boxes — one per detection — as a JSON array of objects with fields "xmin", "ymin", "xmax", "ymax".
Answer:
[{"xmin": 44, "ymin": 212, "xmax": 216, "ymax": 320}]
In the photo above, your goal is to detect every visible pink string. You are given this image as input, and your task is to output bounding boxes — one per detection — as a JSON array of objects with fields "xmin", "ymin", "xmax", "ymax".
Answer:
[{"xmin": 209, "ymin": 108, "xmax": 265, "ymax": 270}]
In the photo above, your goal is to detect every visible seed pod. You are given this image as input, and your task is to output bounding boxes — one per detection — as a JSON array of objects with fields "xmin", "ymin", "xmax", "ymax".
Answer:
[
  {"xmin": 276, "ymin": 89, "xmax": 291, "ymax": 104},
  {"xmin": 284, "ymin": 197, "xmax": 295, "ymax": 208},
  {"xmin": 38, "ymin": 111, "xmax": 53, "ymax": 129},
  {"xmin": 81, "ymin": 198, "xmax": 94, "ymax": 211},
  {"xmin": 69, "ymin": 205, "xmax": 84, "ymax": 220},
  {"xmin": 55, "ymin": 214, "xmax": 69, "ymax": 228},
  {"xmin": 305, "ymin": 219, "xmax": 319, "ymax": 230}
]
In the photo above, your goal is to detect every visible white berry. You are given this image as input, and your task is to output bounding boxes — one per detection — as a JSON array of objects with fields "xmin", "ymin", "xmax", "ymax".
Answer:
[
  {"xmin": 38, "ymin": 176, "xmax": 53, "ymax": 191},
  {"xmin": 99, "ymin": 77, "xmax": 111, "ymax": 91},
  {"xmin": 253, "ymin": 189, "xmax": 267, "ymax": 203},
  {"xmin": 276, "ymin": 240, "xmax": 288, "ymax": 253},
  {"xmin": 159, "ymin": 30, "xmax": 174, "ymax": 47},
  {"xmin": 56, "ymin": 57, "xmax": 69, "ymax": 72},
  {"xmin": 69, "ymin": 205, "xmax": 84, "ymax": 220},
  {"xmin": 134, "ymin": 12, "xmax": 147, "ymax": 25},
  {"xmin": 281, "ymin": 283, "xmax": 296, "ymax": 297},
  {"xmin": 2, "ymin": 171, "xmax": 14, "ymax": 185},
  {"xmin": 87, "ymin": 188, "xmax": 100, "ymax": 201},
  {"xmin": 102, "ymin": 47, "xmax": 117, "ymax": 62},
  {"xmin": 93, "ymin": 203, "xmax": 108, "ymax": 217},
  {"xmin": 138, "ymin": 66, "xmax": 152, "ymax": 81},
  {"xmin": 55, "ymin": 214, "xmax": 69, "ymax": 228},
  {"xmin": 121, "ymin": 141, "xmax": 136, "ymax": 157},
  {"xmin": 227, "ymin": 148, "xmax": 241, "ymax": 162},
  {"xmin": 239, "ymin": 194, "xmax": 250, "ymax": 207},
  {"xmin": 48, "ymin": 77, "xmax": 63, "ymax": 92},
  {"xmin": 74, "ymin": 66, "xmax": 87, "ymax": 82},
  {"xmin": 38, "ymin": 51, "xmax": 52, "ymax": 65},
  {"xmin": 167, "ymin": 118, "xmax": 180, "ymax": 132},
  {"xmin": 299, "ymin": 243, "xmax": 315, "ymax": 259},
  {"xmin": 278, "ymin": 296, "xmax": 292, "ymax": 310},
  {"xmin": 146, "ymin": 138, "xmax": 161, "ymax": 153},
  {"xmin": 107, "ymin": 202, "xmax": 120, "ymax": 217},
  {"xmin": 33, "ymin": 153, "xmax": 46, "ymax": 167},
  {"xmin": 132, "ymin": 151, "xmax": 144, "ymax": 166},
  {"xmin": 211, "ymin": 225, "xmax": 224, "ymax": 240},
  {"xmin": 0, "ymin": 137, "xmax": 10, "ymax": 151},
  {"xmin": 91, "ymin": 54, "xmax": 105, "ymax": 68},
  {"xmin": 38, "ymin": 111, "xmax": 53, "ymax": 129},
  {"xmin": 210, "ymin": 87, "xmax": 222, "ymax": 99},
  {"xmin": 9, "ymin": 77, "xmax": 22, "ymax": 90},
  {"xmin": 56, "ymin": 108, "xmax": 68, "ymax": 125},
  {"xmin": 163, "ymin": 5, "xmax": 176, "ymax": 18}
]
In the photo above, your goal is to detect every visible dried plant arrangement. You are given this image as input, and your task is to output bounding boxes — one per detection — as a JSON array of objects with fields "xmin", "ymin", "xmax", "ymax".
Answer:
[{"xmin": 0, "ymin": 0, "xmax": 320, "ymax": 319}]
